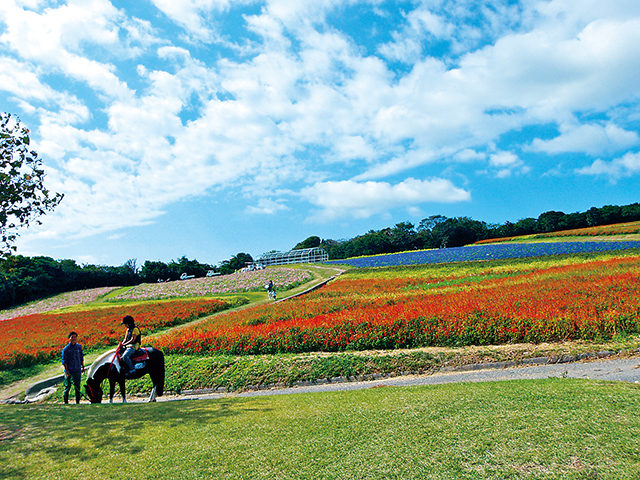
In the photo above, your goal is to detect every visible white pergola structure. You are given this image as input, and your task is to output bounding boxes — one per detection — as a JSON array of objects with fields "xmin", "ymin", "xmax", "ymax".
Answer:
[{"xmin": 256, "ymin": 247, "xmax": 329, "ymax": 266}]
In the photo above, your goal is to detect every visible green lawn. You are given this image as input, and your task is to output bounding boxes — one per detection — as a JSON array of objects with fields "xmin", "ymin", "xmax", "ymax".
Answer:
[{"xmin": 2, "ymin": 378, "xmax": 639, "ymax": 479}]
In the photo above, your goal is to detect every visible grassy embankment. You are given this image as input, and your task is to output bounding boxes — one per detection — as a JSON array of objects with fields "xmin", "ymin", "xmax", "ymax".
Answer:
[{"xmin": 2, "ymin": 378, "xmax": 639, "ymax": 479}]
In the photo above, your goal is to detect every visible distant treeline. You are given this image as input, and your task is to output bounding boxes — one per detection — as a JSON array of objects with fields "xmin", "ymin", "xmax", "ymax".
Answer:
[
  {"xmin": 0, "ymin": 253, "xmax": 254, "ymax": 310},
  {"xmin": 2, "ymin": 203, "xmax": 639, "ymax": 311},
  {"xmin": 296, "ymin": 203, "xmax": 640, "ymax": 260}
]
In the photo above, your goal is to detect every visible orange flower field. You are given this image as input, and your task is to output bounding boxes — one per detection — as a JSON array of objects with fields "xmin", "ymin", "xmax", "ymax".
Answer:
[
  {"xmin": 0, "ymin": 299, "xmax": 230, "ymax": 368},
  {"xmin": 153, "ymin": 254, "xmax": 640, "ymax": 355}
]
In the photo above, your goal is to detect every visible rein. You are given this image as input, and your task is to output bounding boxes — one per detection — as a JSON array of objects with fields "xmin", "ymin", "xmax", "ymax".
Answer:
[{"xmin": 106, "ymin": 342, "xmax": 122, "ymax": 377}]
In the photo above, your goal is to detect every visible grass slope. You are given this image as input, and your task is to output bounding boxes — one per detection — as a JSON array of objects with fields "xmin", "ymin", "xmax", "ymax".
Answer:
[{"xmin": 2, "ymin": 378, "xmax": 639, "ymax": 479}]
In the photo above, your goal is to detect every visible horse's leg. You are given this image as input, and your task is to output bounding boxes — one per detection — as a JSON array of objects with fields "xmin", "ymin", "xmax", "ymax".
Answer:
[
  {"xmin": 109, "ymin": 378, "xmax": 116, "ymax": 404},
  {"xmin": 120, "ymin": 376, "xmax": 126, "ymax": 403},
  {"xmin": 149, "ymin": 386, "xmax": 157, "ymax": 402}
]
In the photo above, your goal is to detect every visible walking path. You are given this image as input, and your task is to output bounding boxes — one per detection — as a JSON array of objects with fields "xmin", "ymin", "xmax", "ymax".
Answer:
[{"xmin": 152, "ymin": 354, "xmax": 640, "ymax": 403}]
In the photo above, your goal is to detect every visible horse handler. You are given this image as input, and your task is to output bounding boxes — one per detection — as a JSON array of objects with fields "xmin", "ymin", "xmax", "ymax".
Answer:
[{"xmin": 61, "ymin": 331, "xmax": 85, "ymax": 404}]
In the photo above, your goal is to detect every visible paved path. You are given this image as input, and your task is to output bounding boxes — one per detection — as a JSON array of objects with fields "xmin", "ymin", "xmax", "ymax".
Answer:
[
  {"xmin": 155, "ymin": 355, "xmax": 640, "ymax": 403},
  {"xmin": 9, "ymin": 354, "xmax": 638, "ymax": 404}
]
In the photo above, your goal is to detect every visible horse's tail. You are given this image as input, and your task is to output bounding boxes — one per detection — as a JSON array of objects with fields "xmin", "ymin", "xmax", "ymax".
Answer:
[{"xmin": 153, "ymin": 348, "xmax": 165, "ymax": 397}]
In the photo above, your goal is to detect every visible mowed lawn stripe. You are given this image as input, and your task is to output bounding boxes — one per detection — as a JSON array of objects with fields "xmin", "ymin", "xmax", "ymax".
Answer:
[{"xmin": 2, "ymin": 378, "xmax": 639, "ymax": 479}]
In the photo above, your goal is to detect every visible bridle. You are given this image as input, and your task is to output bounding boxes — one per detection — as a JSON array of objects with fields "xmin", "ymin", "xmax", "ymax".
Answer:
[{"xmin": 85, "ymin": 378, "xmax": 101, "ymax": 402}]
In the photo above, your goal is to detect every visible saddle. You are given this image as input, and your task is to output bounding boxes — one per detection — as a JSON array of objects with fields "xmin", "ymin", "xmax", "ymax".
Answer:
[
  {"xmin": 131, "ymin": 348, "xmax": 150, "ymax": 362},
  {"xmin": 118, "ymin": 347, "xmax": 150, "ymax": 378}
]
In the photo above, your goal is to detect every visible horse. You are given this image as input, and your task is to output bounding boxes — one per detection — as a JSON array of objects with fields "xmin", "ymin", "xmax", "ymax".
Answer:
[{"xmin": 84, "ymin": 346, "xmax": 165, "ymax": 403}]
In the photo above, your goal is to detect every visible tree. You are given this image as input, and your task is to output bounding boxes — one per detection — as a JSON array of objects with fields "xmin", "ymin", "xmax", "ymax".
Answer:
[
  {"xmin": 168, "ymin": 256, "xmax": 212, "ymax": 278},
  {"xmin": 388, "ymin": 222, "xmax": 417, "ymax": 251},
  {"xmin": 293, "ymin": 235, "xmax": 321, "ymax": 250},
  {"xmin": 1, "ymin": 113, "xmax": 63, "ymax": 258},
  {"xmin": 431, "ymin": 217, "xmax": 488, "ymax": 248},
  {"xmin": 140, "ymin": 260, "xmax": 172, "ymax": 283},
  {"xmin": 536, "ymin": 211, "xmax": 566, "ymax": 233},
  {"xmin": 218, "ymin": 252, "xmax": 253, "ymax": 275}
]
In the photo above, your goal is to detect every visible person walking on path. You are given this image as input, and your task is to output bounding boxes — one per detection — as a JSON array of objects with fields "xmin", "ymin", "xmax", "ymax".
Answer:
[
  {"xmin": 266, "ymin": 280, "xmax": 276, "ymax": 300},
  {"xmin": 61, "ymin": 331, "xmax": 84, "ymax": 404}
]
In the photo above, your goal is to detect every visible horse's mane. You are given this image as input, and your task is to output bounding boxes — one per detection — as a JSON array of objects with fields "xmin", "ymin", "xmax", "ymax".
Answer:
[{"xmin": 87, "ymin": 348, "xmax": 119, "ymax": 379}]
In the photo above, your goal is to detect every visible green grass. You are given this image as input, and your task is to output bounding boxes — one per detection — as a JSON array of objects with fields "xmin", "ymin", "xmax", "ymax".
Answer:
[{"xmin": 2, "ymin": 378, "xmax": 639, "ymax": 479}]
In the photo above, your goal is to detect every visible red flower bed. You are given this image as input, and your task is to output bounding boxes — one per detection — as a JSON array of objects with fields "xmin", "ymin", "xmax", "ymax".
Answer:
[
  {"xmin": 154, "ymin": 256, "xmax": 640, "ymax": 354},
  {"xmin": 0, "ymin": 299, "xmax": 230, "ymax": 368}
]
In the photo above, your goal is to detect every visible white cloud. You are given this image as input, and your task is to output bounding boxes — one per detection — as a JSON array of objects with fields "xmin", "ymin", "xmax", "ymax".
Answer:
[
  {"xmin": 0, "ymin": 0, "xmax": 147, "ymax": 99},
  {"xmin": 245, "ymin": 198, "xmax": 290, "ymax": 215},
  {"xmin": 150, "ymin": 0, "xmax": 234, "ymax": 40},
  {"xmin": 486, "ymin": 151, "xmax": 529, "ymax": 178},
  {"xmin": 378, "ymin": 8, "xmax": 451, "ymax": 63},
  {"xmin": 454, "ymin": 149, "xmax": 486, "ymax": 162},
  {"xmin": 529, "ymin": 123, "xmax": 639, "ymax": 155},
  {"xmin": 302, "ymin": 178, "xmax": 470, "ymax": 221},
  {"xmin": 331, "ymin": 136, "xmax": 378, "ymax": 163},
  {"xmin": 489, "ymin": 151, "xmax": 519, "ymax": 167},
  {"xmin": 576, "ymin": 151, "xmax": 640, "ymax": 181},
  {"xmin": 4, "ymin": 0, "xmax": 640, "ymax": 245}
]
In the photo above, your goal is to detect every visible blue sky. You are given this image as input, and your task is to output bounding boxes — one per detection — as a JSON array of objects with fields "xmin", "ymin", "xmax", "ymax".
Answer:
[{"xmin": 1, "ymin": 0, "xmax": 639, "ymax": 267}]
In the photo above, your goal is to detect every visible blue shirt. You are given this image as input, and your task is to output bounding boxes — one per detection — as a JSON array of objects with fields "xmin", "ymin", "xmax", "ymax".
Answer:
[{"xmin": 61, "ymin": 342, "xmax": 84, "ymax": 373}]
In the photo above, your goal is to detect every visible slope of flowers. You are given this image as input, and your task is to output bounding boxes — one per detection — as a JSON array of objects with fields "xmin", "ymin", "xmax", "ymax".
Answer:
[
  {"xmin": 0, "ymin": 287, "xmax": 119, "ymax": 322},
  {"xmin": 0, "ymin": 298, "xmax": 231, "ymax": 369},
  {"xmin": 153, "ymin": 254, "xmax": 640, "ymax": 355},
  {"xmin": 108, "ymin": 267, "xmax": 313, "ymax": 301},
  {"xmin": 476, "ymin": 221, "xmax": 640, "ymax": 244},
  {"xmin": 324, "ymin": 241, "xmax": 640, "ymax": 268}
]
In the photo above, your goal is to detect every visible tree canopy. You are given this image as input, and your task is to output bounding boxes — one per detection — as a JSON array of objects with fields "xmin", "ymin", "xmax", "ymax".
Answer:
[{"xmin": 1, "ymin": 113, "xmax": 63, "ymax": 258}]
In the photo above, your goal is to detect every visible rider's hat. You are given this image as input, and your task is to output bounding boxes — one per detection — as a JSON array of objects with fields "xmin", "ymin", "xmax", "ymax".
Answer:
[{"xmin": 121, "ymin": 315, "xmax": 134, "ymax": 326}]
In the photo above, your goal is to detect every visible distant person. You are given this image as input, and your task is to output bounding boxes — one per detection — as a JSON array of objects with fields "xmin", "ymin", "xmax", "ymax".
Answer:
[
  {"xmin": 266, "ymin": 280, "xmax": 276, "ymax": 300},
  {"xmin": 61, "ymin": 331, "xmax": 85, "ymax": 404},
  {"xmin": 120, "ymin": 315, "xmax": 142, "ymax": 376}
]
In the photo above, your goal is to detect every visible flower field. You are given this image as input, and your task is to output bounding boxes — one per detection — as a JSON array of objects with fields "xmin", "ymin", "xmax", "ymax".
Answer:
[
  {"xmin": 477, "ymin": 220, "xmax": 640, "ymax": 244},
  {"xmin": 0, "ymin": 298, "xmax": 232, "ymax": 369},
  {"xmin": 325, "ymin": 240, "xmax": 640, "ymax": 268},
  {"xmin": 107, "ymin": 267, "xmax": 313, "ymax": 301},
  {"xmin": 0, "ymin": 287, "xmax": 119, "ymax": 321},
  {"xmin": 153, "ymin": 252, "xmax": 640, "ymax": 355}
]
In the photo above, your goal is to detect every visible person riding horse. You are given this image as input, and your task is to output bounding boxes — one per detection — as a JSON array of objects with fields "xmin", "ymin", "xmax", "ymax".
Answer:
[{"xmin": 120, "ymin": 315, "xmax": 141, "ymax": 377}]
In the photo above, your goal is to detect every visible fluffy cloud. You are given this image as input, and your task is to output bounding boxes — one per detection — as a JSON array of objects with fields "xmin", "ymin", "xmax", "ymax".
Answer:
[
  {"xmin": 529, "ymin": 123, "xmax": 639, "ymax": 155},
  {"xmin": 0, "ymin": 0, "xmax": 152, "ymax": 99},
  {"xmin": 301, "ymin": 178, "xmax": 470, "ymax": 221},
  {"xmin": 487, "ymin": 151, "xmax": 529, "ymax": 178},
  {"xmin": 577, "ymin": 151, "xmax": 640, "ymax": 181},
  {"xmin": 2, "ymin": 0, "xmax": 640, "ymax": 244},
  {"xmin": 150, "ymin": 0, "xmax": 234, "ymax": 40}
]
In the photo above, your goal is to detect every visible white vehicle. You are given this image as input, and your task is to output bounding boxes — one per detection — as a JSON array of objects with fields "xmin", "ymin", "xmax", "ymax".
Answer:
[
  {"xmin": 206, "ymin": 270, "xmax": 220, "ymax": 277},
  {"xmin": 180, "ymin": 272, "xmax": 195, "ymax": 280}
]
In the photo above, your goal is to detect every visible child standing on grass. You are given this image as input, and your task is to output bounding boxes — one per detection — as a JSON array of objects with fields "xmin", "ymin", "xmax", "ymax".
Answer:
[{"xmin": 61, "ymin": 331, "xmax": 85, "ymax": 404}]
